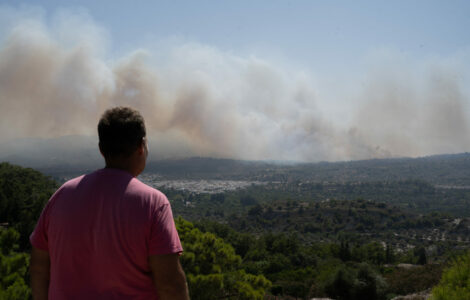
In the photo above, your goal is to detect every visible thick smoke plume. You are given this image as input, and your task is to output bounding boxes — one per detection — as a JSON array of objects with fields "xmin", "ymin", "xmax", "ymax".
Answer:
[{"xmin": 0, "ymin": 9, "xmax": 469, "ymax": 163}]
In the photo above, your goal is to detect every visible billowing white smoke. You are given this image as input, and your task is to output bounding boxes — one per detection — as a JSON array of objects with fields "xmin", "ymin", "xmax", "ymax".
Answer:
[{"xmin": 0, "ymin": 7, "xmax": 469, "ymax": 162}]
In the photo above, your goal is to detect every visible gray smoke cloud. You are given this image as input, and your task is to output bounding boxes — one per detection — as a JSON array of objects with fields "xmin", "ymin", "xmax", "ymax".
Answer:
[{"xmin": 0, "ymin": 8, "xmax": 469, "ymax": 163}]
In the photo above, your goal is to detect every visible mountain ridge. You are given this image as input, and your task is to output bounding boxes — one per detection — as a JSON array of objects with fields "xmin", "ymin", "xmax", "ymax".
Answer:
[{"xmin": 2, "ymin": 151, "xmax": 470, "ymax": 186}]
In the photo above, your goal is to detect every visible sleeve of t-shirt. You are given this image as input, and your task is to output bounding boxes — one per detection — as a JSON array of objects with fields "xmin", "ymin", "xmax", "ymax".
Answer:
[
  {"xmin": 30, "ymin": 195, "xmax": 55, "ymax": 251},
  {"xmin": 30, "ymin": 187, "xmax": 64, "ymax": 251},
  {"xmin": 148, "ymin": 197, "xmax": 183, "ymax": 256}
]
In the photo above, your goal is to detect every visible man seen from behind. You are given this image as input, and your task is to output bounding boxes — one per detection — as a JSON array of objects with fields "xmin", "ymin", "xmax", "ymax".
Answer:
[{"xmin": 30, "ymin": 106, "xmax": 190, "ymax": 300}]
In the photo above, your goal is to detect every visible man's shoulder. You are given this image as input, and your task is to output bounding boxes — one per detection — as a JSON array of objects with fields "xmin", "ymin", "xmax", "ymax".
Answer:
[
  {"xmin": 55, "ymin": 174, "xmax": 86, "ymax": 192},
  {"xmin": 57, "ymin": 169, "xmax": 110, "ymax": 192},
  {"xmin": 63, "ymin": 174, "xmax": 86, "ymax": 186},
  {"xmin": 127, "ymin": 179, "xmax": 170, "ymax": 212},
  {"xmin": 129, "ymin": 177, "xmax": 167, "ymax": 199}
]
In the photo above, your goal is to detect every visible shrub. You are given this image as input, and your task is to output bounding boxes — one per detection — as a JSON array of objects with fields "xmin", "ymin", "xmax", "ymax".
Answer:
[{"xmin": 432, "ymin": 251, "xmax": 470, "ymax": 300}]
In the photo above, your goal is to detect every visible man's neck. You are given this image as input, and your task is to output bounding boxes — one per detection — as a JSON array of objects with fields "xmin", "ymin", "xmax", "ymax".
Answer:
[{"xmin": 105, "ymin": 160, "xmax": 138, "ymax": 177}]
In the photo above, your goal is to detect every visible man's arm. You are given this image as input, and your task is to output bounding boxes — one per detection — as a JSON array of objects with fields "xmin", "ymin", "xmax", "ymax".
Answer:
[
  {"xmin": 30, "ymin": 246, "xmax": 50, "ymax": 300},
  {"xmin": 149, "ymin": 253, "xmax": 190, "ymax": 300}
]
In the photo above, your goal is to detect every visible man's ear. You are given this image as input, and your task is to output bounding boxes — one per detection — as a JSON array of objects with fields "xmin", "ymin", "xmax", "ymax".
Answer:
[
  {"xmin": 98, "ymin": 142, "xmax": 104, "ymax": 157},
  {"xmin": 137, "ymin": 139, "xmax": 146, "ymax": 155}
]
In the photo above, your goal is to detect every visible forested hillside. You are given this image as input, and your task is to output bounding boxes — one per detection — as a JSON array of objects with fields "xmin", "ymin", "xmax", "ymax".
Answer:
[
  {"xmin": 147, "ymin": 154, "xmax": 470, "ymax": 217},
  {"xmin": 41, "ymin": 153, "xmax": 470, "ymax": 185},
  {"xmin": 2, "ymin": 162, "xmax": 470, "ymax": 299},
  {"xmin": 143, "ymin": 153, "xmax": 470, "ymax": 185}
]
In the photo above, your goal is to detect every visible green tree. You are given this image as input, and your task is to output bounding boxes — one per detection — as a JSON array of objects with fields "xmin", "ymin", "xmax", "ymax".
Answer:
[
  {"xmin": 325, "ymin": 266, "xmax": 355, "ymax": 300},
  {"xmin": 0, "ymin": 227, "xmax": 31, "ymax": 300},
  {"xmin": 354, "ymin": 263, "xmax": 386, "ymax": 300},
  {"xmin": 323, "ymin": 263, "xmax": 386, "ymax": 300},
  {"xmin": 414, "ymin": 246, "xmax": 427, "ymax": 265},
  {"xmin": 0, "ymin": 163, "xmax": 57, "ymax": 250},
  {"xmin": 176, "ymin": 217, "xmax": 271, "ymax": 299},
  {"xmin": 432, "ymin": 251, "xmax": 470, "ymax": 300}
]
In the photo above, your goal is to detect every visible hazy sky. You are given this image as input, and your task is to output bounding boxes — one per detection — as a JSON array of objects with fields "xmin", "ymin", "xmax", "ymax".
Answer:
[
  {"xmin": 3, "ymin": 1, "xmax": 468, "ymax": 72},
  {"xmin": 0, "ymin": 1, "xmax": 469, "ymax": 162}
]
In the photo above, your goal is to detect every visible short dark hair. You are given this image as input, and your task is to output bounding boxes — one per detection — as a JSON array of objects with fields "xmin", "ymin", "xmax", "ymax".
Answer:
[{"xmin": 98, "ymin": 107, "xmax": 146, "ymax": 158}]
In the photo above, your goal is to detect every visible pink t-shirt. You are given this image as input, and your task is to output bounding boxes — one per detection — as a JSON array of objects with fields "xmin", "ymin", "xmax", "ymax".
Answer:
[{"xmin": 30, "ymin": 168, "xmax": 183, "ymax": 300}]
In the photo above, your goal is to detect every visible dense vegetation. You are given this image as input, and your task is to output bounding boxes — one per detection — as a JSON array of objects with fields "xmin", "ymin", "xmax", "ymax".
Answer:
[
  {"xmin": 177, "ymin": 218, "xmax": 271, "ymax": 299},
  {"xmin": 192, "ymin": 218, "xmax": 451, "ymax": 299},
  {"xmin": 0, "ymin": 162, "xmax": 57, "ymax": 249},
  {"xmin": 432, "ymin": 251, "xmax": 470, "ymax": 299},
  {"xmin": 0, "ymin": 163, "xmax": 57, "ymax": 299},
  {"xmin": 164, "ymin": 178, "xmax": 470, "ymax": 218},
  {"xmin": 167, "ymin": 186, "xmax": 470, "ymax": 253},
  {"xmin": 2, "ymin": 161, "xmax": 470, "ymax": 299},
  {"xmin": 0, "ymin": 227, "xmax": 30, "ymax": 299}
]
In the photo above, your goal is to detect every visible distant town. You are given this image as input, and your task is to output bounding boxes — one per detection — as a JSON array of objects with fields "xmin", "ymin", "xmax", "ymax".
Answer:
[{"xmin": 139, "ymin": 173, "xmax": 264, "ymax": 194}]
